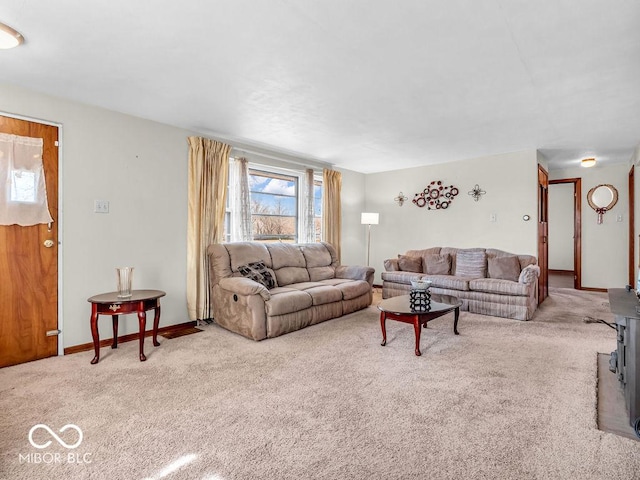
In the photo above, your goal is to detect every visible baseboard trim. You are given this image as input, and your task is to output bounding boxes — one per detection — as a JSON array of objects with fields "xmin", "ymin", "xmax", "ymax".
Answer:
[
  {"xmin": 550, "ymin": 269, "xmax": 574, "ymax": 275},
  {"xmin": 63, "ymin": 320, "xmax": 197, "ymax": 355},
  {"xmin": 580, "ymin": 287, "xmax": 608, "ymax": 293}
]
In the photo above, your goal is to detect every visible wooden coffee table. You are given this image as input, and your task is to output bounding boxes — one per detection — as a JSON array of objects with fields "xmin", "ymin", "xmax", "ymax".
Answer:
[{"xmin": 377, "ymin": 294, "xmax": 461, "ymax": 356}]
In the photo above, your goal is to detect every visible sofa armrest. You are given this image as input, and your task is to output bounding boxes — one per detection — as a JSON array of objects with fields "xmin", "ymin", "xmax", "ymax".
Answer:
[
  {"xmin": 336, "ymin": 265, "xmax": 375, "ymax": 286},
  {"xmin": 518, "ymin": 264, "xmax": 540, "ymax": 285},
  {"xmin": 384, "ymin": 258, "xmax": 400, "ymax": 271},
  {"xmin": 218, "ymin": 277, "xmax": 271, "ymax": 301}
]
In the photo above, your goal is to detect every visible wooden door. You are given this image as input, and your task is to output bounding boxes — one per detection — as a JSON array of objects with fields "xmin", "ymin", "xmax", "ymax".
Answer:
[
  {"xmin": 538, "ymin": 165, "xmax": 549, "ymax": 303},
  {"xmin": 0, "ymin": 115, "xmax": 59, "ymax": 367},
  {"xmin": 629, "ymin": 165, "xmax": 635, "ymax": 287}
]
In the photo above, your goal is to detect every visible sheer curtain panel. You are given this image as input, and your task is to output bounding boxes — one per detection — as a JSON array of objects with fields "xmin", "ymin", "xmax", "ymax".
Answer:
[
  {"xmin": 187, "ymin": 136, "xmax": 231, "ymax": 322},
  {"xmin": 0, "ymin": 133, "xmax": 53, "ymax": 226},
  {"xmin": 322, "ymin": 168, "xmax": 342, "ymax": 261},
  {"xmin": 303, "ymin": 168, "xmax": 315, "ymax": 243},
  {"xmin": 231, "ymin": 157, "xmax": 253, "ymax": 242}
]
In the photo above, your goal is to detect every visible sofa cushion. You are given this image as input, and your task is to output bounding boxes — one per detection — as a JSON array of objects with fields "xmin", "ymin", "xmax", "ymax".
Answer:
[
  {"xmin": 423, "ymin": 253, "xmax": 451, "ymax": 275},
  {"xmin": 300, "ymin": 243, "xmax": 332, "ymax": 267},
  {"xmin": 267, "ymin": 243, "xmax": 306, "ymax": 269},
  {"xmin": 406, "ymin": 247, "xmax": 441, "ymax": 258},
  {"xmin": 488, "ymin": 255, "xmax": 521, "ymax": 282},
  {"xmin": 454, "ymin": 250, "xmax": 487, "ymax": 278},
  {"xmin": 423, "ymin": 275, "xmax": 470, "ymax": 291},
  {"xmin": 319, "ymin": 279, "xmax": 371, "ymax": 300},
  {"xmin": 384, "ymin": 258, "xmax": 400, "ymax": 271},
  {"xmin": 381, "ymin": 271, "xmax": 424, "ymax": 285},
  {"xmin": 265, "ymin": 288, "xmax": 313, "ymax": 316},
  {"xmin": 227, "ymin": 242, "xmax": 273, "ymax": 271},
  {"xmin": 398, "ymin": 255, "xmax": 422, "ymax": 272},
  {"xmin": 288, "ymin": 283, "xmax": 343, "ymax": 305},
  {"xmin": 469, "ymin": 278, "xmax": 530, "ymax": 297},
  {"xmin": 237, "ymin": 261, "xmax": 277, "ymax": 289},
  {"xmin": 274, "ymin": 266, "xmax": 310, "ymax": 287}
]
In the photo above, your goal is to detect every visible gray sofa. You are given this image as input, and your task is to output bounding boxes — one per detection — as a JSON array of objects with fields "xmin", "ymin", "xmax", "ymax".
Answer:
[
  {"xmin": 382, "ymin": 247, "xmax": 540, "ymax": 320},
  {"xmin": 207, "ymin": 241, "xmax": 374, "ymax": 340}
]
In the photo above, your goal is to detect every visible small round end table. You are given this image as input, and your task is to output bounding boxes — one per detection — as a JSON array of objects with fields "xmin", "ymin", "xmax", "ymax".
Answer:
[{"xmin": 87, "ymin": 289, "xmax": 166, "ymax": 364}]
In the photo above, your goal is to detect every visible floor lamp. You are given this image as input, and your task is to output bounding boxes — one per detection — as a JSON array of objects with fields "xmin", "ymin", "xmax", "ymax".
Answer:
[{"xmin": 361, "ymin": 212, "xmax": 379, "ymax": 266}]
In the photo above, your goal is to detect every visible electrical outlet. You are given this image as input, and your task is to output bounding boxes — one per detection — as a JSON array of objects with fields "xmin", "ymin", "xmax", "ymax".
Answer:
[
  {"xmin": 94, "ymin": 200, "xmax": 109, "ymax": 213},
  {"xmin": 617, "ymin": 214, "xmax": 623, "ymax": 222}
]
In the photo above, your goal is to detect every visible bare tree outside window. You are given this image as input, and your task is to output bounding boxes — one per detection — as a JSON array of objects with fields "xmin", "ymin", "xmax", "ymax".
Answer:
[{"xmin": 249, "ymin": 169, "xmax": 298, "ymax": 242}]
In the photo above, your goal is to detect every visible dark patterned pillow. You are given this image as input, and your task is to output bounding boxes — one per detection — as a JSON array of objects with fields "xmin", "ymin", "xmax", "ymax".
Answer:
[{"xmin": 238, "ymin": 261, "xmax": 276, "ymax": 289}]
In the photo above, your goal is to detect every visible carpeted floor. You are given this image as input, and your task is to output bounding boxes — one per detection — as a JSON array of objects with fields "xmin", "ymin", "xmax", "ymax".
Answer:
[{"xmin": 1, "ymin": 287, "xmax": 639, "ymax": 480}]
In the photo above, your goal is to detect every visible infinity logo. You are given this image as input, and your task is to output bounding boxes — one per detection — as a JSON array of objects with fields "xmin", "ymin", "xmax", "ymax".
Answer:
[{"xmin": 28, "ymin": 424, "xmax": 83, "ymax": 449}]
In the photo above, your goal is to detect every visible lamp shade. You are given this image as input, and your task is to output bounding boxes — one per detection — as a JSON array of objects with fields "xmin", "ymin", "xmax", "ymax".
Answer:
[{"xmin": 361, "ymin": 212, "xmax": 379, "ymax": 225}]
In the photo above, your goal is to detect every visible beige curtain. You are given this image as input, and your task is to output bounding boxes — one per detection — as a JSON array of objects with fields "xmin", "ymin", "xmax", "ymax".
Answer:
[
  {"xmin": 322, "ymin": 168, "xmax": 342, "ymax": 261},
  {"xmin": 187, "ymin": 136, "xmax": 231, "ymax": 321}
]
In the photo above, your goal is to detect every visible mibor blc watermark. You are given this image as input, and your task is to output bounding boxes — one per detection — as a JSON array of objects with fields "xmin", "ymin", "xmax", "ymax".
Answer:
[{"xmin": 19, "ymin": 424, "xmax": 93, "ymax": 464}]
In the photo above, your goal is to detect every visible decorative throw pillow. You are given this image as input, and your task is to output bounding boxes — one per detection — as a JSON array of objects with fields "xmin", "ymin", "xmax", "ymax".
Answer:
[
  {"xmin": 423, "ymin": 253, "xmax": 451, "ymax": 275},
  {"xmin": 398, "ymin": 255, "xmax": 422, "ymax": 273},
  {"xmin": 488, "ymin": 256, "xmax": 522, "ymax": 282},
  {"xmin": 454, "ymin": 250, "xmax": 487, "ymax": 278},
  {"xmin": 237, "ymin": 261, "xmax": 276, "ymax": 289}
]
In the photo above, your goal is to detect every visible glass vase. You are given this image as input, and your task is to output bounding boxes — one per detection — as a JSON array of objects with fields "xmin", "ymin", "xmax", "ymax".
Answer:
[{"xmin": 116, "ymin": 267, "xmax": 134, "ymax": 298}]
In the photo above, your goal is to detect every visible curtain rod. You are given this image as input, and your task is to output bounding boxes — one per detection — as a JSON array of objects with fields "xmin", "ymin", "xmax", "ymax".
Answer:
[{"xmin": 230, "ymin": 146, "xmax": 333, "ymax": 171}]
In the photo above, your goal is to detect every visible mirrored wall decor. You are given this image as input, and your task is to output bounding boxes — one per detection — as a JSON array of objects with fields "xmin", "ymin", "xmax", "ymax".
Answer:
[{"xmin": 587, "ymin": 183, "xmax": 618, "ymax": 224}]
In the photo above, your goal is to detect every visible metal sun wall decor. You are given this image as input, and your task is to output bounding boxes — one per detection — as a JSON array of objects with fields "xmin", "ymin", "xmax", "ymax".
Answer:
[
  {"xmin": 413, "ymin": 180, "xmax": 459, "ymax": 210},
  {"xmin": 394, "ymin": 191, "xmax": 408, "ymax": 206},
  {"xmin": 468, "ymin": 184, "xmax": 486, "ymax": 201}
]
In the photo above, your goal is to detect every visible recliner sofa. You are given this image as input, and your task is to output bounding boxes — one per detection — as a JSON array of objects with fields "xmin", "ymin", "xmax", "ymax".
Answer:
[{"xmin": 208, "ymin": 241, "xmax": 374, "ymax": 340}]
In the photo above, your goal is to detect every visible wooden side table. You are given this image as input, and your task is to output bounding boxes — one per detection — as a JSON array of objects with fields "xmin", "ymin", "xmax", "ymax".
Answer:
[{"xmin": 87, "ymin": 289, "xmax": 166, "ymax": 364}]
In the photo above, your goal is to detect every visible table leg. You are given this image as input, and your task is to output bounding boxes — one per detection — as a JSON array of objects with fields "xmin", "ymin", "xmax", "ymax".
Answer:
[
  {"xmin": 90, "ymin": 308, "xmax": 100, "ymax": 365},
  {"xmin": 453, "ymin": 307, "xmax": 460, "ymax": 335},
  {"xmin": 413, "ymin": 316, "xmax": 422, "ymax": 356},
  {"xmin": 152, "ymin": 306, "xmax": 161, "ymax": 347},
  {"xmin": 138, "ymin": 310, "xmax": 147, "ymax": 362},
  {"xmin": 111, "ymin": 315, "xmax": 119, "ymax": 349},
  {"xmin": 380, "ymin": 311, "xmax": 387, "ymax": 346}
]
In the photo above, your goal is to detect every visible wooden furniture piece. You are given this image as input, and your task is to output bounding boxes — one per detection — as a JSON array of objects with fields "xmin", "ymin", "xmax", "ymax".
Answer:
[
  {"xmin": 608, "ymin": 288, "xmax": 640, "ymax": 437},
  {"xmin": 377, "ymin": 294, "xmax": 461, "ymax": 356},
  {"xmin": 87, "ymin": 289, "xmax": 166, "ymax": 364}
]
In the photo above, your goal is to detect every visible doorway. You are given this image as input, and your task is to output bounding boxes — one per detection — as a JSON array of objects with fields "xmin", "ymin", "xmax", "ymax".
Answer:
[
  {"xmin": 548, "ymin": 178, "xmax": 582, "ymax": 290},
  {"xmin": 0, "ymin": 114, "xmax": 60, "ymax": 367}
]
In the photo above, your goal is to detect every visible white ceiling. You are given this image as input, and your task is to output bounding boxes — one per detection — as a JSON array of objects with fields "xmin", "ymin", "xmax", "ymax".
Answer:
[{"xmin": 1, "ymin": 0, "xmax": 639, "ymax": 173}]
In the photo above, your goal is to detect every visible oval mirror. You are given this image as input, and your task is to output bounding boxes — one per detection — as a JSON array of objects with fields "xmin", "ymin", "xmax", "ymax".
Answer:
[{"xmin": 587, "ymin": 183, "xmax": 618, "ymax": 224}]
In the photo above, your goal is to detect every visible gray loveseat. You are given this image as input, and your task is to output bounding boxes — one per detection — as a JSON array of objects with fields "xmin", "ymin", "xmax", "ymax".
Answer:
[
  {"xmin": 382, "ymin": 247, "xmax": 540, "ymax": 320},
  {"xmin": 207, "ymin": 242, "xmax": 374, "ymax": 340}
]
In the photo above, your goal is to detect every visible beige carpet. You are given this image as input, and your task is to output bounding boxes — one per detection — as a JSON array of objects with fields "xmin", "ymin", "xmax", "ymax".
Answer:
[{"xmin": 1, "ymin": 287, "xmax": 639, "ymax": 480}]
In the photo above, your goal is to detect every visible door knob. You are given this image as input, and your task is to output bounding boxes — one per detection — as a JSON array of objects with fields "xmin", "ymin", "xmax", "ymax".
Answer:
[{"xmin": 43, "ymin": 239, "xmax": 55, "ymax": 248}]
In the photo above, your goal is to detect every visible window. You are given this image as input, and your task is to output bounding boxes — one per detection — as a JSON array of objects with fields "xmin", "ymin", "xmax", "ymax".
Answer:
[
  {"xmin": 249, "ymin": 168, "xmax": 298, "ymax": 242},
  {"xmin": 225, "ymin": 160, "xmax": 322, "ymax": 243}
]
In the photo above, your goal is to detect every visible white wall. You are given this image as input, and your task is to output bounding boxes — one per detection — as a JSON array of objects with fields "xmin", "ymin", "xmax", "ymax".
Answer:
[
  {"xmin": 363, "ymin": 151, "xmax": 539, "ymax": 284},
  {"xmin": 0, "ymin": 83, "xmax": 195, "ymax": 348},
  {"xmin": 548, "ymin": 183, "xmax": 574, "ymax": 271},
  {"xmin": 550, "ymin": 163, "xmax": 629, "ymax": 289},
  {"xmin": 337, "ymin": 167, "xmax": 367, "ymax": 267}
]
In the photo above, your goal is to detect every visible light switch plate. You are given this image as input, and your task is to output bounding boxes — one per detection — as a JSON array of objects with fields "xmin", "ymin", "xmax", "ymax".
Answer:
[{"xmin": 94, "ymin": 200, "xmax": 109, "ymax": 213}]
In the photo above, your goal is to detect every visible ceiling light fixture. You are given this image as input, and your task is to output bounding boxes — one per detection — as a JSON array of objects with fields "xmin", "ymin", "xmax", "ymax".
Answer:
[
  {"xmin": 581, "ymin": 158, "xmax": 596, "ymax": 168},
  {"xmin": 0, "ymin": 22, "xmax": 24, "ymax": 49}
]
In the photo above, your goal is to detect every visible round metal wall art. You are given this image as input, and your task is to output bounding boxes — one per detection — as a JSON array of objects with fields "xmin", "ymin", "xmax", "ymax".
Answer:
[{"xmin": 413, "ymin": 180, "xmax": 459, "ymax": 209}]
